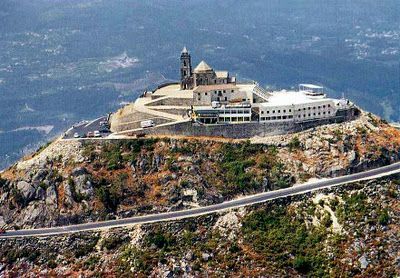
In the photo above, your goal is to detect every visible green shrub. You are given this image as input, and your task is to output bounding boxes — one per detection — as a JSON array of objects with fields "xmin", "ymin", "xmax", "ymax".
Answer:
[
  {"xmin": 288, "ymin": 137, "xmax": 301, "ymax": 151},
  {"xmin": 84, "ymin": 255, "xmax": 100, "ymax": 270},
  {"xmin": 293, "ymin": 256, "xmax": 311, "ymax": 273},
  {"xmin": 242, "ymin": 207, "xmax": 329, "ymax": 276},
  {"xmin": 378, "ymin": 209, "xmax": 389, "ymax": 225},
  {"xmin": 47, "ymin": 260, "xmax": 57, "ymax": 269},
  {"xmin": 147, "ymin": 230, "xmax": 175, "ymax": 250},
  {"xmin": 102, "ymin": 236, "xmax": 126, "ymax": 250}
]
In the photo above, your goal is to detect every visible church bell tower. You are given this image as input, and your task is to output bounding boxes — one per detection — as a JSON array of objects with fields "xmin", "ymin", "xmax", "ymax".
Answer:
[{"xmin": 180, "ymin": 46, "xmax": 193, "ymax": 90}]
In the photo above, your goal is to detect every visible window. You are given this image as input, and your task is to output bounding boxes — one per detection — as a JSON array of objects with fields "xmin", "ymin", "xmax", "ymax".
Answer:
[
  {"xmin": 272, "ymin": 110, "xmax": 275, "ymax": 113},
  {"xmin": 283, "ymin": 110, "xmax": 286, "ymax": 113},
  {"xmin": 313, "ymin": 113, "xmax": 316, "ymax": 116},
  {"xmin": 267, "ymin": 111, "xmax": 270, "ymax": 114},
  {"xmin": 261, "ymin": 111, "xmax": 264, "ymax": 114},
  {"xmin": 282, "ymin": 115, "xmax": 287, "ymax": 119},
  {"xmin": 272, "ymin": 116, "xmax": 277, "ymax": 120},
  {"xmin": 224, "ymin": 97, "xmax": 227, "ymax": 101},
  {"xmin": 278, "ymin": 110, "xmax": 281, "ymax": 113},
  {"xmin": 298, "ymin": 109, "xmax": 301, "ymax": 112},
  {"xmin": 289, "ymin": 109, "xmax": 292, "ymax": 112},
  {"xmin": 308, "ymin": 114, "xmax": 311, "ymax": 117},
  {"xmin": 328, "ymin": 111, "xmax": 331, "ymax": 114},
  {"xmin": 303, "ymin": 108, "xmax": 306, "ymax": 111},
  {"xmin": 318, "ymin": 106, "xmax": 321, "ymax": 109},
  {"xmin": 308, "ymin": 107, "xmax": 311, "ymax": 110},
  {"xmin": 266, "ymin": 117, "xmax": 271, "ymax": 120},
  {"xmin": 244, "ymin": 117, "xmax": 250, "ymax": 121},
  {"xmin": 313, "ymin": 107, "xmax": 316, "ymax": 110},
  {"xmin": 205, "ymin": 92, "xmax": 208, "ymax": 96},
  {"xmin": 277, "ymin": 116, "xmax": 282, "ymax": 119},
  {"xmin": 261, "ymin": 117, "xmax": 265, "ymax": 121},
  {"xmin": 328, "ymin": 104, "xmax": 331, "ymax": 107},
  {"xmin": 231, "ymin": 90, "xmax": 234, "ymax": 93},
  {"xmin": 323, "ymin": 105, "xmax": 326, "ymax": 108},
  {"xmin": 232, "ymin": 117, "xmax": 238, "ymax": 122}
]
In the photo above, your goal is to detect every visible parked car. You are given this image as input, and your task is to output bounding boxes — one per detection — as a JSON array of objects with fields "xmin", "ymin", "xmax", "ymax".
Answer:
[
  {"xmin": 73, "ymin": 132, "xmax": 80, "ymax": 138},
  {"xmin": 87, "ymin": 131, "xmax": 94, "ymax": 137},
  {"xmin": 0, "ymin": 228, "xmax": 5, "ymax": 234},
  {"xmin": 140, "ymin": 120, "xmax": 155, "ymax": 128},
  {"xmin": 99, "ymin": 126, "xmax": 110, "ymax": 133},
  {"xmin": 94, "ymin": 130, "xmax": 101, "ymax": 137}
]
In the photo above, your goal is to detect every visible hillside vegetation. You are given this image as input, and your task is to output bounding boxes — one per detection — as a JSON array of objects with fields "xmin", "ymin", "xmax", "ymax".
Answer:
[
  {"xmin": 0, "ymin": 112, "xmax": 399, "ymax": 230},
  {"xmin": 1, "ymin": 176, "xmax": 399, "ymax": 276}
]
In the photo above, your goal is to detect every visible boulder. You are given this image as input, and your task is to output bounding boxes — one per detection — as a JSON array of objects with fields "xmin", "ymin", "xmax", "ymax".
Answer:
[
  {"xmin": 71, "ymin": 167, "xmax": 88, "ymax": 177},
  {"xmin": 16, "ymin": 181, "xmax": 36, "ymax": 201},
  {"xmin": 201, "ymin": 252, "xmax": 211, "ymax": 261},
  {"xmin": 35, "ymin": 187, "xmax": 46, "ymax": 201},
  {"xmin": 73, "ymin": 175, "xmax": 94, "ymax": 198},
  {"xmin": 45, "ymin": 185, "xmax": 58, "ymax": 207},
  {"xmin": 63, "ymin": 182, "xmax": 74, "ymax": 207},
  {"xmin": 32, "ymin": 169, "xmax": 48, "ymax": 185},
  {"xmin": 359, "ymin": 255, "xmax": 369, "ymax": 269}
]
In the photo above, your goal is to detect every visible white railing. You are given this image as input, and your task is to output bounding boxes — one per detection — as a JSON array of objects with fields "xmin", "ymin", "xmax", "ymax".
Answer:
[{"xmin": 253, "ymin": 84, "xmax": 270, "ymax": 101}]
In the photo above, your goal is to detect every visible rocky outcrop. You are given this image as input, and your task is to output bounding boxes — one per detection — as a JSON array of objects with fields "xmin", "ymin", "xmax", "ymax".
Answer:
[
  {"xmin": 16, "ymin": 181, "xmax": 36, "ymax": 202},
  {"xmin": 1, "ymin": 177, "xmax": 399, "ymax": 276},
  {"xmin": 0, "ymin": 111, "xmax": 399, "ymax": 230},
  {"xmin": 253, "ymin": 112, "xmax": 400, "ymax": 180}
]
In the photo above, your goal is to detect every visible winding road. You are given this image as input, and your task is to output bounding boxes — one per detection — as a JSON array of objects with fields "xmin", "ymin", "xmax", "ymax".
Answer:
[{"xmin": 1, "ymin": 162, "xmax": 400, "ymax": 239}]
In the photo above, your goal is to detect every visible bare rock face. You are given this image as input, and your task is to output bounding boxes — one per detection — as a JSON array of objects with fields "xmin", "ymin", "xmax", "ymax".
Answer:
[
  {"xmin": 13, "ymin": 202, "xmax": 55, "ymax": 228},
  {"xmin": 71, "ymin": 167, "xmax": 94, "ymax": 198},
  {"xmin": 45, "ymin": 185, "xmax": 58, "ymax": 207},
  {"xmin": 63, "ymin": 182, "xmax": 75, "ymax": 207},
  {"xmin": 16, "ymin": 181, "xmax": 36, "ymax": 201},
  {"xmin": 32, "ymin": 169, "xmax": 48, "ymax": 186}
]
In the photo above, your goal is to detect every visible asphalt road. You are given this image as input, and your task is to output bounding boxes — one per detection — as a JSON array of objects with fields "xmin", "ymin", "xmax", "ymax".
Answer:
[
  {"xmin": 1, "ymin": 161, "xmax": 400, "ymax": 239},
  {"xmin": 63, "ymin": 116, "xmax": 110, "ymax": 139}
]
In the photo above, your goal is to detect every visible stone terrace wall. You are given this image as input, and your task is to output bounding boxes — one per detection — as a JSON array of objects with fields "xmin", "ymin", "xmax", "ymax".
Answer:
[{"xmin": 123, "ymin": 108, "xmax": 359, "ymax": 139}]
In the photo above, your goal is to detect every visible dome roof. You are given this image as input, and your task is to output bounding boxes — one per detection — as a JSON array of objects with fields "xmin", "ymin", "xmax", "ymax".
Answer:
[{"xmin": 194, "ymin": 60, "xmax": 213, "ymax": 73}]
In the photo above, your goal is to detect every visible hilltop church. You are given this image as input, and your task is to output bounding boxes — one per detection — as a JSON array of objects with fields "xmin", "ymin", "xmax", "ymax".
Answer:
[{"xmin": 179, "ymin": 47, "xmax": 236, "ymax": 90}]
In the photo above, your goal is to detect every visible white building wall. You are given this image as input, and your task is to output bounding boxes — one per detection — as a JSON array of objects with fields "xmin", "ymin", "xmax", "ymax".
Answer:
[{"xmin": 259, "ymin": 100, "xmax": 337, "ymax": 122}]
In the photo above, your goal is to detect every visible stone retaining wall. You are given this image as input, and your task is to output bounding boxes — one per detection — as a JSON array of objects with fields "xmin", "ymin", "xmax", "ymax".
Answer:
[{"xmin": 123, "ymin": 108, "xmax": 359, "ymax": 139}]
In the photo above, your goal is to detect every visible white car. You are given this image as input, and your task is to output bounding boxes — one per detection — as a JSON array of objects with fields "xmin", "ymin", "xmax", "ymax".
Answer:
[
  {"xmin": 73, "ymin": 132, "xmax": 80, "ymax": 138},
  {"xmin": 94, "ymin": 130, "xmax": 101, "ymax": 137},
  {"xmin": 140, "ymin": 120, "xmax": 155, "ymax": 128}
]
